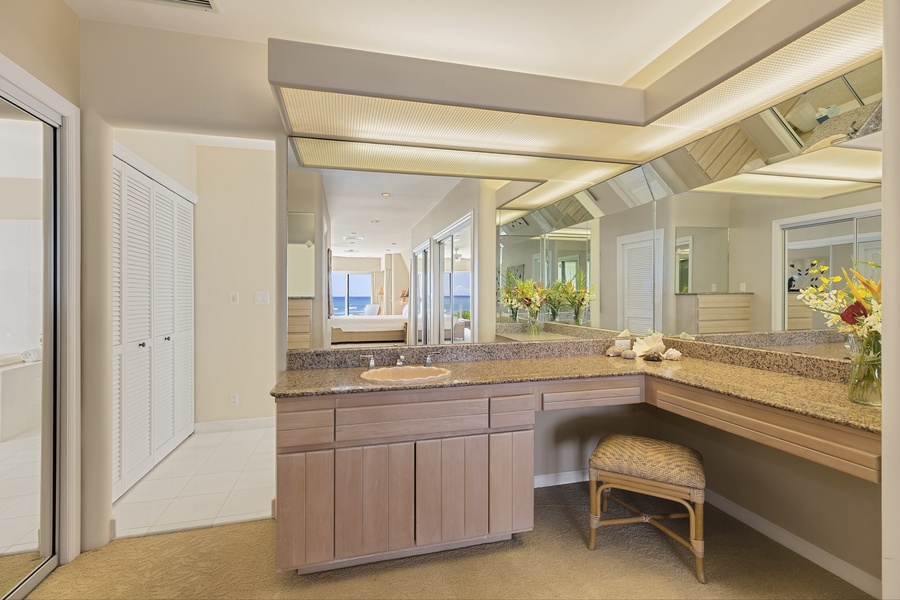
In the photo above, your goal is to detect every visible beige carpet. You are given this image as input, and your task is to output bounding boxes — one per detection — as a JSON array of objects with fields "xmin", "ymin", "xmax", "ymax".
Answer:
[
  {"xmin": 0, "ymin": 551, "xmax": 43, "ymax": 594},
  {"xmin": 27, "ymin": 484, "xmax": 872, "ymax": 599}
]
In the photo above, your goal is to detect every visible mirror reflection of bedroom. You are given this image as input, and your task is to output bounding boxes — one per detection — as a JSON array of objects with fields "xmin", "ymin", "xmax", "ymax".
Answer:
[{"xmin": 287, "ymin": 152, "xmax": 476, "ymax": 349}]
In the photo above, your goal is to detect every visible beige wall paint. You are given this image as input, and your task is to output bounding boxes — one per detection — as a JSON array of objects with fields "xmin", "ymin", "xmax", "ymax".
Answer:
[
  {"xmin": 113, "ymin": 129, "xmax": 198, "ymax": 194},
  {"xmin": 195, "ymin": 145, "xmax": 277, "ymax": 422},
  {"xmin": 0, "ymin": 178, "xmax": 41, "ymax": 218},
  {"xmin": 80, "ymin": 109, "xmax": 115, "ymax": 551},
  {"xmin": 79, "ymin": 19, "xmax": 280, "ymax": 138},
  {"xmin": 0, "ymin": 0, "xmax": 80, "ymax": 106}
]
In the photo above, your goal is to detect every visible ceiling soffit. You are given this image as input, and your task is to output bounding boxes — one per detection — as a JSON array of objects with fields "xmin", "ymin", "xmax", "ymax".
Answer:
[{"xmin": 272, "ymin": 0, "xmax": 882, "ymax": 210}]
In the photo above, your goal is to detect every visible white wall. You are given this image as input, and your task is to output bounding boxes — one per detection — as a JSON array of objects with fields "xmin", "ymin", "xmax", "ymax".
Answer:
[{"xmin": 195, "ymin": 145, "xmax": 277, "ymax": 422}]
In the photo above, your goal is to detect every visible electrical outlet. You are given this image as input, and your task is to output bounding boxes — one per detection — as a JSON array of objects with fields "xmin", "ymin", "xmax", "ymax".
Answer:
[
  {"xmin": 230, "ymin": 291, "xmax": 240, "ymax": 305},
  {"xmin": 711, "ymin": 283, "xmax": 717, "ymax": 292},
  {"xmin": 230, "ymin": 392, "xmax": 239, "ymax": 407},
  {"xmin": 740, "ymin": 283, "xmax": 747, "ymax": 292}
]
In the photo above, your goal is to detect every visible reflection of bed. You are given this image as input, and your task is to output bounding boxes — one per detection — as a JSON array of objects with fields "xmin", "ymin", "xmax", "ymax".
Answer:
[{"xmin": 330, "ymin": 315, "xmax": 408, "ymax": 344}]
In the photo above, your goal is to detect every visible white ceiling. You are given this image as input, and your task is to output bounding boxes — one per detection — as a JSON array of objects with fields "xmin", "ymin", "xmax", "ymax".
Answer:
[
  {"xmin": 61, "ymin": 0, "xmax": 881, "ymax": 258},
  {"xmin": 321, "ymin": 170, "xmax": 462, "ymax": 257},
  {"xmin": 63, "ymin": 0, "xmax": 733, "ymax": 86}
]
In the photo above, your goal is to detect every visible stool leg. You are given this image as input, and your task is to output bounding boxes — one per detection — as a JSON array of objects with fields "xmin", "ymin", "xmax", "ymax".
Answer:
[
  {"xmin": 588, "ymin": 468, "xmax": 598, "ymax": 550},
  {"xmin": 693, "ymin": 501, "xmax": 706, "ymax": 584}
]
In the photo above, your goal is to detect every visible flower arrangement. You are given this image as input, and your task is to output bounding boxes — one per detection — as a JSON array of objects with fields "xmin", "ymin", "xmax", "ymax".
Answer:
[
  {"xmin": 561, "ymin": 269, "xmax": 596, "ymax": 326},
  {"xmin": 544, "ymin": 280, "xmax": 568, "ymax": 321},
  {"xmin": 499, "ymin": 269, "xmax": 520, "ymax": 321},
  {"xmin": 797, "ymin": 260, "xmax": 882, "ymax": 406},
  {"xmin": 513, "ymin": 278, "xmax": 546, "ymax": 333}
]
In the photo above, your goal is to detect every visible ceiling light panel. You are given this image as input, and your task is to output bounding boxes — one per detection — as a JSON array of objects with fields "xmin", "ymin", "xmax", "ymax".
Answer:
[
  {"xmin": 755, "ymin": 147, "xmax": 882, "ymax": 181},
  {"xmin": 295, "ymin": 137, "xmax": 629, "ymax": 183},
  {"xmin": 275, "ymin": 0, "xmax": 881, "ymax": 172},
  {"xmin": 657, "ymin": 0, "xmax": 882, "ymax": 132},
  {"xmin": 280, "ymin": 88, "xmax": 519, "ymax": 146},
  {"xmin": 694, "ymin": 173, "xmax": 879, "ymax": 198}
]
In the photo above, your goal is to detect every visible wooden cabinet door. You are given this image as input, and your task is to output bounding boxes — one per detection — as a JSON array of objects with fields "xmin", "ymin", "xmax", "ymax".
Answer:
[
  {"xmin": 416, "ymin": 435, "xmax": 488, "ymax": 546},
  {"xmin": 334, "ymin": 442, "xmax": 415, "ymax": 559},
  {"xmin": 276, "ymin": 450, "xmax": 334, "ymax": 570},
  {"xmin": 489, "ymin": 430, "xmax": 534, "ymax": 534}
]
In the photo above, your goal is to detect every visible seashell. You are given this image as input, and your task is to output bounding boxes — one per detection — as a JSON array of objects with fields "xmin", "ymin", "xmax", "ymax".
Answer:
[
  {"xmin": 663, "ymin": 348, "xmax": 682, "ymax": 361},
  {"xmin": 606, "ymin": 345, "xmax": 623, "ymax": 357},
  {"xmin": 621, "ymin": 349, "xmax": 637, "ymax": 360},
  {"xmin": 643, "ymin": 350, "xmax": 663, "ymax": 362}
]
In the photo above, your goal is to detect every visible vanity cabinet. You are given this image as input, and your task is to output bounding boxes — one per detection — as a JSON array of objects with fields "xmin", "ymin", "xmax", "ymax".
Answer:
[{"xmin": 275, "ymin": 384, "xmax": 537, "ymax": 572}]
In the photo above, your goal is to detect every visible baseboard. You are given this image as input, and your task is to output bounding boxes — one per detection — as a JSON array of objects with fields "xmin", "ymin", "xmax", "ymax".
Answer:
[
  {"xmin": 706, "ymin": 490, "xmax": 881, "ymax": 599},
  {"xmin": 534, "ymin": 469, "xmax": 588, "ymax": 488},
  {"xmin": 533, "ymin": 471, "xmax": 881, "ymax": 598},
  {"xmin": 193, "ymin": 416, "xmax": 275, "ymax": 433}
]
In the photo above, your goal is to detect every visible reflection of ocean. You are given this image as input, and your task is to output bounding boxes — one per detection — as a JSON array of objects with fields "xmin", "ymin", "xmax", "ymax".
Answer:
[
  {"xmin": 444, "ymin": 296, "xmax": 470, "ymax": 315},
  {"xmin": 332, "ymin": 296, "xmax": 471, "ymax": 315},
  {"xmin": 332, "ymin": 296, "xmax": 372, "ymax": 315}
]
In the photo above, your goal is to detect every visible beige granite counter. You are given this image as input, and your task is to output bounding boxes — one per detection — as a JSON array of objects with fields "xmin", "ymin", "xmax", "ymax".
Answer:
[{"xmin": 271, "ymin": 354, "xmax": 881, "ymax": 434}]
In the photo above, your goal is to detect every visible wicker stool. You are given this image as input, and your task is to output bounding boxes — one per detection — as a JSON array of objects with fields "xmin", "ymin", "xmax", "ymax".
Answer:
[{"xmin": 587, "ymin": 434, "xmax": 707, "ymax": 583}]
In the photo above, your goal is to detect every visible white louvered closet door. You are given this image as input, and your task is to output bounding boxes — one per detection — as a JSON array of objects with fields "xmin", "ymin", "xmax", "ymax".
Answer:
[
  {"xmin": 121, "ymin": 164, "xmax": 155, "ymax": 494},
  {"xmin": 111, "ymin": 159, "xmax": 125, "ymax": 500},
  {"xmin": 152, "ymin": 185, "xmax": 177, "ymax": 459},
  {"xmin": 174, "ymin": 197, "xmax": 195, "ymax": 436}
]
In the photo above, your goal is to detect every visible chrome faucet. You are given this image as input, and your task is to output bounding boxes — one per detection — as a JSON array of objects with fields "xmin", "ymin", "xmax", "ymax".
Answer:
[
  {"xmin": 360, "ymin": 354, "xmax": 375, "ymax": 369},
  {"xmin": 424, "ymin": 353, "xmax": 433, "ymax": 366},
  {"xmin": 396, "ymin": 355, "xmax": 405, "ymax": 366}
]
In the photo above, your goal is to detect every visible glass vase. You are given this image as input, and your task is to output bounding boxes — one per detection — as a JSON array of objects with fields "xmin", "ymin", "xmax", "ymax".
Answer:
[
  {"xmin": 509, "ymin": 306, "xmax": 518, "ymax": 323},
  {"xmin": 572, "ymin": 306, "xmax": 583, "ymax": 326},
  {"xmin": 847, "ymin": 332, "xmax": 881, "ymax": 407},
  {"xmin": 527, "ymin": 310, "xmax": 540, "ymax": 335}
]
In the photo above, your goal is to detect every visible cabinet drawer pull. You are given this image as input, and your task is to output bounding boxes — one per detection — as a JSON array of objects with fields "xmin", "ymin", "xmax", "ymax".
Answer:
[
  {"xmin": 165, "ymin": 336, "xmax": 171, "ymax": 341},
  {"xmin": 138, "ymin": 342, "xmax": 146, "ymax": 347}
]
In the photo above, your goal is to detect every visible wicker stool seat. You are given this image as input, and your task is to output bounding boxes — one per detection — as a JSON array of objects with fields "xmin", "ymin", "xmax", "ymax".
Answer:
[{"xmin": 587, "ymin": 434, "xmax": 707, "ymax": 583}]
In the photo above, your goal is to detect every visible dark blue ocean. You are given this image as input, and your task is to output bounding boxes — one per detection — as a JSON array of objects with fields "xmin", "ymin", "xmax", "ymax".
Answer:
[{"xmin": 333, "ymin": 296, "xmax": 470, "ymax": 315}]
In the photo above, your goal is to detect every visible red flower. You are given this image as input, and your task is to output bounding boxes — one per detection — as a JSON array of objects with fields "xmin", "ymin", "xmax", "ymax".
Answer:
[{"xmin": 840, "ymin": 300, "xmax": 868, "ymax": 325}]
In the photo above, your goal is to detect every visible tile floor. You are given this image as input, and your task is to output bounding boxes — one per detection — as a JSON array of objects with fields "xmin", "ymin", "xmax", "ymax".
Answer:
[
  {"xmin": 113, "ymin": 426, "xmax": 275, "ymax": 538},
  {"xmin": 0, "ymin": 431, "xmax": 41, "ymax": 556}
]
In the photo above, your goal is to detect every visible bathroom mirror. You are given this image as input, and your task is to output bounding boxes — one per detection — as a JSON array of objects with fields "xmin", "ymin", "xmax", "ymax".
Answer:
[
  {"xmin": 673, "ymin": 227, "xmax": 729, "ymax": 294},
  {"xmin": 287, "ymin": 212, "xmax": 315, "ymax": 298}
]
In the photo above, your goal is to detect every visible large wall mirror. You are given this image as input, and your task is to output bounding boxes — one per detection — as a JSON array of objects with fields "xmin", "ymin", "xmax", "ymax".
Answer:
[
  {"xmin": 287, "ymin": 57, "xmax": 882, "ymax": 351},
  {"xmin": 493, "ymin": 57, "xmax": 882, "ymax": 344}
]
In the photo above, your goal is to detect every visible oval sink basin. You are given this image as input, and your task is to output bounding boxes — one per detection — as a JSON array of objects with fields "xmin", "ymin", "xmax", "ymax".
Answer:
[{"xmin": 360, "ymin": 365, "xmax": 451, "ymax": 384}]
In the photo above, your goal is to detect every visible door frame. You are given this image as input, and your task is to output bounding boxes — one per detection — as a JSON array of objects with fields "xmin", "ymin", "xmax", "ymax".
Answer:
[
  {"xmin": 0, "ymin": 50, "xmax": 81, "ymax": 591},
  {"xmin": 616, "ymin": 229, "xmax": 663, "ymax": 332}
]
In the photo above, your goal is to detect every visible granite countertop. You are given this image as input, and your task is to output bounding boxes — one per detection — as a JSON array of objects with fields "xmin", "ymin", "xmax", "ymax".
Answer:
[
  {"xmin": 496, "ymin": 331, "xmax": 578, "ymax": 342},
  {"xmin": 759, "ymin": 342, "xmax": 850, "ymax": 361},
  {"xmin": 271, "ymin": 355, "xmax": 881, "ymax": 434}
]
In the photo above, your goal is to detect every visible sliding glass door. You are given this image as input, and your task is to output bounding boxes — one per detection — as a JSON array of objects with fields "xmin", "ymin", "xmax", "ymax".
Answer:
[{"xmin": 0, "ymin": 92, "xmax": 59, "ymax": 598}]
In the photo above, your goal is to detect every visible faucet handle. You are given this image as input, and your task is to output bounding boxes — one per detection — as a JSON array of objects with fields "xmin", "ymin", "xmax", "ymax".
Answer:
[
  {"xmin": 360, "ymin": 354, "xmax": 375, "ymax": 369},
  {"xmin": 424, "ymin": 353, "xmax": 434, "ymax": 366},
  {"xmin": 396, "ymin": 355, "xmax": 405, "ymax": 366}
]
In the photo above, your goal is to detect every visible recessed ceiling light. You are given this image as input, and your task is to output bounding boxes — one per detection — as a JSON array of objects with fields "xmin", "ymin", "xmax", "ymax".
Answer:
[
  {"xmin": 391, "ymin": 242, "xmax": 397, "ymax": 245},
  {"xmin": 346, "ymin": 249, "xmax": 356, "ymax": 253},
  {"xmin": 370, "ymin": 219, "xmax": 381, "ymax": 224},
  {"xmin": 381, "ymin": 192, "xmax": 391, "ymax": 197},
  {"xmin": 343, "ymin": 235, "xmax": 364, "ymax": 240}
]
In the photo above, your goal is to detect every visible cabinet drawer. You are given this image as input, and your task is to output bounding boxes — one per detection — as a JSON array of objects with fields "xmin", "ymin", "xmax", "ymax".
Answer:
[
  {"xmin": 288, "ymin": 298, "xmax": 311, "ymax": 316},
  {"xmin": 541, "ymin": 378, "xmax": 642, "ymax": 411},
  {"xmin": 277, "ymin": 408, "xmax": 334, "ymax": 448},
  {"xmin": 336, "ymin": 398, "xmax": 488, "ymax": 442},
  {"xmin": 647, "ymin": 379, "xmax": 881, "ymax": 483},
  {"xmin": 490, "ymin": 393, "xmax": 536, "ymax": 429}
]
